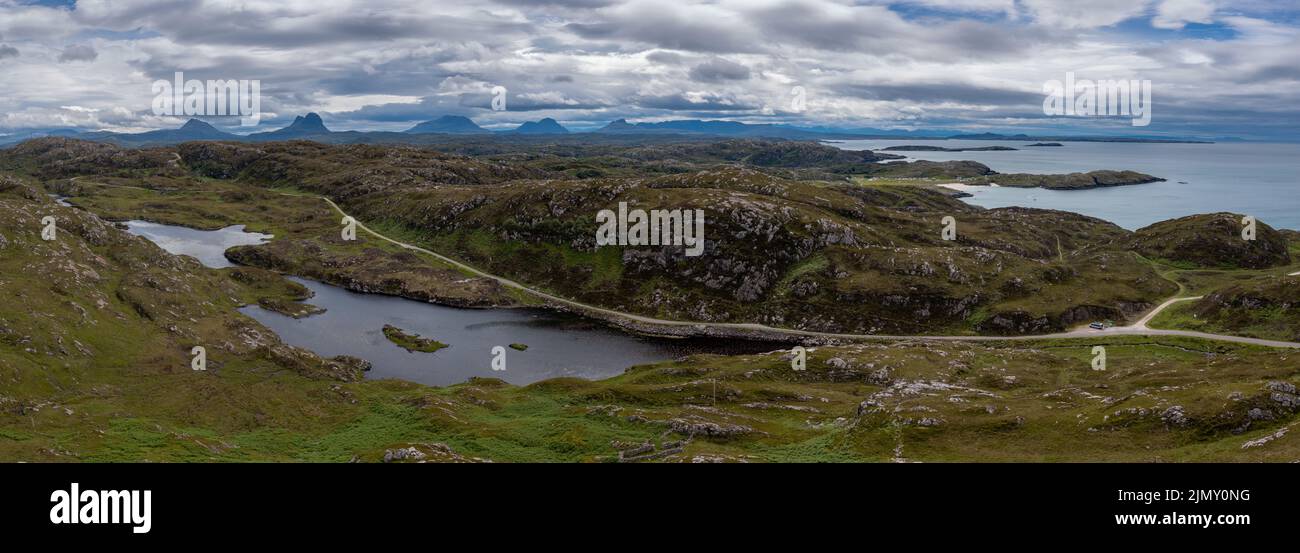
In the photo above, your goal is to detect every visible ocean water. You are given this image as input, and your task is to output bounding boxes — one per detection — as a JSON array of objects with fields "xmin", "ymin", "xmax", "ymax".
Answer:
[{"xmin": 831, "ymin": 140, "xmax": 1300, "ymax": 231}]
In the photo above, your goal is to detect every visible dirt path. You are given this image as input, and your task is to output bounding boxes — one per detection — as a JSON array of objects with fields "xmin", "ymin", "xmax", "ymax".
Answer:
[
  {"xmin": 1128, "ymin": 296, "xmax": 1203, "ymax": 330},
  {"xmin": 310, "ymin": 195, "xmax": 1300, "ymax": 349},
  {"xmin": 64, "ymin": 178, "xmax": 1299, "ymax": 349}
]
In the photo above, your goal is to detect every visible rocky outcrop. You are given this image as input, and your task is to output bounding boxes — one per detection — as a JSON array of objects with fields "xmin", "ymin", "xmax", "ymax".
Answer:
[
  {"xmin": 1187, "ymin": 277, "xmax": 1300, "ymax": 340},
  {"xmin": 226, "ymin": 240, "xmax": 517, "ymax": 308},
  {"xmin": 1128, "ymin": 212, "xmax": 1291, "ymax": 269}
]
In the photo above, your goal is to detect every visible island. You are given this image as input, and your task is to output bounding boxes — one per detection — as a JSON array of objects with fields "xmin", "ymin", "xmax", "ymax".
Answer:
[
  {"xmin": 965, "ymin": 170, "xmax": 1165, "ymax": 190},
  {"xmin": 382, "ymin": 325, "xmax": 448, "ymax": 353},
  {"xmin": 881, "ymin": 145, "xmax": 1018, "ymax": 152}
]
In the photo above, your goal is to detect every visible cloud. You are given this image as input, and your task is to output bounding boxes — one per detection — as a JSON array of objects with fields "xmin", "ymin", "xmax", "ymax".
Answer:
[
  {"xmin": 836, "ymin": 82, "xmax": 1041, "ymax": 106},
  {"xmin": 688, "ymin": 58, "xmax": 750, "ymax": 82},
  {"xmin": 0, "ymin": 0, "xmax": 1293, "ymax": 140},
  {"xmin": 565, "ymin": 1, "xmax": 759, "ymax": 53},
  {"xmin": 1021, "ymin": 0, "xmax": 1149, "ymax": 29},
  {"xmin": 646, "ymin": 50, "xmax": 685, "ymax": 65},
  {"xmin": 1153, "ymin": 0, "xmax": 1217, "ymax": 30},
  {"xmin": 58, "ymin": 44, "xmax": 98, "ymax": 63},
  {"xmin": 631, "ymin": 91, "xmax": 758, "ymax": 111}
]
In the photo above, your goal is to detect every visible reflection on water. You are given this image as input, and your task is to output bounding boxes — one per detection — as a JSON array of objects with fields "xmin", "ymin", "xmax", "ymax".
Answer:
[{"xmin": 124, "ymin": 220, "xmax": 272, "ymax": 268}]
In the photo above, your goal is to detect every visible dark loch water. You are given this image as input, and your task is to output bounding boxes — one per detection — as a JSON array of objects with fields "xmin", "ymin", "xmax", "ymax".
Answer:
[{"xmin": 125, "ymin": 220, "xmax": 783, "ymax": 386}]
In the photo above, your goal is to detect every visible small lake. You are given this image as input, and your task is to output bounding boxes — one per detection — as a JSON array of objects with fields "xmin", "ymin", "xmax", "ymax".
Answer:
[
  {"xmin": 125, "ymin": 220, "xmax": 272, "ymax": 268},
  {"xmin": 242, "ymin": 277, "xmax": 779, "ymax": 386},
  {"xmin": 125, "ymin": 220, "xmax": 783, "ymax": 386},
  {"xmin": 832, "ymin": 140, "xmax": 1300, "ymax": 231}
]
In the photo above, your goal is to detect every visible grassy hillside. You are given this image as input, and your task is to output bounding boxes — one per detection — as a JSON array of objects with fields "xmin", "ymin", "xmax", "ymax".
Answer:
[
  {"xmin": 1129, "ymin": 212, "xmax": 1292, "ymax": 270},
  {"xmin": 144, "ymin": 141, "xmax": 1177, "ymax": 336},
  {"xmin": 2, "ymin": 141, "xmax": 1299, "ymax": 462}
]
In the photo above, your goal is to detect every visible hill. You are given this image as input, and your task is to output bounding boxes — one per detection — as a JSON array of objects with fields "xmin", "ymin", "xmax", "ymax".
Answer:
[
  {"xmin": 1129, "ymin": 213, "xmax": 1291, "ymax": 269},
  {"xmin": 248, "ymin": 113, "xmax": 331, "ymax": 140},
  {"xmin": 170, "ymin": 140, "xmax": 1177, "ymax": 336},
  {"xmin": 405, "ymin": 115, "xmax": 490, "ymax": 134},
  {"xmin": 513, "ymin": 118, "xmax": 569, "ymax": 134}
]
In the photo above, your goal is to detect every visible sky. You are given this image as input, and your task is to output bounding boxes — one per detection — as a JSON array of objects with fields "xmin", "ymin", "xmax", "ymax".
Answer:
[{"xmin": 0, "ymin": 0, "xmax": 1297, "ymax": 140}]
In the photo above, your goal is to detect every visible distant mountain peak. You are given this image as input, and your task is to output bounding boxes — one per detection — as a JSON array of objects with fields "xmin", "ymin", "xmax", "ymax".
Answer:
[
  {"xmin": 253, "ymin": 112, "xmax": 331, "ymax": 138},
  {"xmin": 289, "ymin": 112, "xmax": 328, "ymax": 132},
  {"xmin": 514, "ymin": 118, "xmax": 569, "ymax": 134},
  {"xmin": 601, "ymin": 118, "xmax": 636, "ymax": 131},
  {"xmin": 180, "ymin": 119, "xmax": 218, "ymax": 131},
  {"xmin": 405, "ymin": 115, "xmax": 489, "ymax": 134}
]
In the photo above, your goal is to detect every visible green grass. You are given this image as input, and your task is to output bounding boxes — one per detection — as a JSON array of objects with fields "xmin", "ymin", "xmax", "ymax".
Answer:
[{"xmin": 9, "ymin": 150, "xmax": 1300, "ymax": 463}]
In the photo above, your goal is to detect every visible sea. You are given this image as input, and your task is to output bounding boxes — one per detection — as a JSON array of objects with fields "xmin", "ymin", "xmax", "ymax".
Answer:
[{"xmin": 830, "ymin": 139, "xmax": 1300, "ymax": 231}]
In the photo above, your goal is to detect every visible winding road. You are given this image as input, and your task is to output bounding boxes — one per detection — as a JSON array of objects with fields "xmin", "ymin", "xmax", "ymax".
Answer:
[
  {"xmin": 311, "ymin": 196, "xmax": 1300, "ymax": 350},
  {"xmin": 60, "ymin": 176, "xmax": 1300, "ymax": 349}
]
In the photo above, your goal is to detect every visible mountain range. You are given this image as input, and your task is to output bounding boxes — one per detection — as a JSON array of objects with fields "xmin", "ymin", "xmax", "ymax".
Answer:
[{"xmin": 0, "ymin": 113, "xmax": 1214, "ymax": 147}]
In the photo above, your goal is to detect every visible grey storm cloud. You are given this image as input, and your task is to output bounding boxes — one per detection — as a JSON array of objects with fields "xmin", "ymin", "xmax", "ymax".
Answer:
[
  {"xmin": 646, "ymin": 51, "xmax": 685, "ymax": 65},
  {"xmin": 456, "ymin": 92, "xmax": 610, "ymax": 112},
  {"xmin": 494, "ymin": 0, "xmax": 619, "ymax": 7},
  {"xmin": 0, "ymin": 0, "xmax": 1294, "ymax": 140},
  {"xmin": 564, "ymin": 13, "xmax": 759, "ymax": 53},
  {"xmin": 745, "ymin": 5, "xmax": 1057, "ymax": 60},
  {"xmin": 74, "ymin": 5, "xmax": 535, "ymax": 49},
  {"xmin": 58, "ymin": 44, "xmax": 97, "ymax": 63},
  {"xmin": 837, "ymin": 83, "xmax": 1043, "ymax": 106},
  {"xmin": 329, "ymin": 97, "xmax": 470, "ymax": 123},
  {"xmin": 631, "ymin": 92, "xmax": 758, "ymax": 112},
  {"xmin": 689, "ymin": 58, "xmax": 751, "ymax": 82}
]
